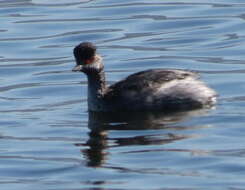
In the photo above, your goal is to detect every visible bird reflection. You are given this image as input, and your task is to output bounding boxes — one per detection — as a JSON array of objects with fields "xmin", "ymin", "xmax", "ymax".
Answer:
[{"xmin": 76, "ymin": 109, "xmax": 211, "ymax": 167}]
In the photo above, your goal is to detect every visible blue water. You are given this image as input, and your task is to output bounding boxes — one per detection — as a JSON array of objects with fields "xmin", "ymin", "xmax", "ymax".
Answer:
[{"xmin": 1, "ymin": 0, "xmax": 245, "ymax": 189}]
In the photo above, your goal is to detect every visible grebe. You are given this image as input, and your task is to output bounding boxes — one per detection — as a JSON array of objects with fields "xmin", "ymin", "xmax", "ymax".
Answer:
[{"xmin": 72, "ymin": 42, "xmax": 217, "ymax": 112}]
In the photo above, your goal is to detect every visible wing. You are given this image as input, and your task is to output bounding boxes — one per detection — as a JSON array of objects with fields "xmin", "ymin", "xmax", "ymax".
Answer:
[{"xmin": 105, "ymin": 69, "xmax": 199, "ymax": 101}]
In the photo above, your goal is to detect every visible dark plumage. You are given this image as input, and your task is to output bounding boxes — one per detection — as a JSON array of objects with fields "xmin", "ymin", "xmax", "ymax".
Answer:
[
  {"xmin": 72, "ymin": 42, "xmax": 217, "ymax": 112},
  {"xmin": 73, "ymin": 42, "xmax": 96, "ymax": 64},
  {"xmin": 108, "ymin": 69, "xmax": 198, "ymax": 93},
  {"xmin": 104, "ymin": 69, "xmax": 213, "ymax": 111}
]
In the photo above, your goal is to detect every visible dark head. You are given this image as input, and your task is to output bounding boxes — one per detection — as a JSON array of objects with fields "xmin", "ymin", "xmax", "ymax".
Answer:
[
  {"xmin": 74, "ymin": 42, "xmax": 96, "ymax": 65},
  {"xmin": 72, "ymin": 42, "xmax": 103, "ymax": 73}
]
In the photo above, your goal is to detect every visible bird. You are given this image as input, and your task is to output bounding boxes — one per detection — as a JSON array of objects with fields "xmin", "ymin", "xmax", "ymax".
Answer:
[{"xmin": 72, "ymin": 42, "xmax": 217, "ymax": 112}]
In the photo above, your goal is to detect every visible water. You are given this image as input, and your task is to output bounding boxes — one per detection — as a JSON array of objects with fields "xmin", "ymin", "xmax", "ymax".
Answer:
[{"xmin": 1, "ymin": 0, "xmax": 245, "ymax": 189}]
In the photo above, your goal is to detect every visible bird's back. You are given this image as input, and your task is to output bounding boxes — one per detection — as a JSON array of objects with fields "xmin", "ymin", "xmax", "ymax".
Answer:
[{"xmin": 103, "ymin": 69, "xmax": 216, "ymax": 111}]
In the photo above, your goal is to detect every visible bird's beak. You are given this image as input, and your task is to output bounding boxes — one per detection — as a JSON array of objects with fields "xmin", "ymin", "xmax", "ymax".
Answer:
[{"xmin": 72, "ymin": 65, "xmax": 83, "ymax": 72}]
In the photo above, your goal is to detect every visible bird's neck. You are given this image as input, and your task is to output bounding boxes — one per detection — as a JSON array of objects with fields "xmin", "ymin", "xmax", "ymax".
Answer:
[{"xmin": 87, "ymin": 70, "xmax": 107, "ymax": 111}]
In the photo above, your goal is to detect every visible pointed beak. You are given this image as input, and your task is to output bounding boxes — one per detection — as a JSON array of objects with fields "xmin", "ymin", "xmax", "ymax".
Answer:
[{"xmin": 72, "ymin": 65, "xmax": 83, "ymax": 72}]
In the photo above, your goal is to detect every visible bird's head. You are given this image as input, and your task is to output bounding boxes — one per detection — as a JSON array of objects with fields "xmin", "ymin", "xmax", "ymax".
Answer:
[{"xmin": 72, "ymin": 42, "xmax": 103, "ymax": 74}]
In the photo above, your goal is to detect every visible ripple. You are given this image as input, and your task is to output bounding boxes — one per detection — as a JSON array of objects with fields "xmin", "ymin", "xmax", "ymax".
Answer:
[
  {"xmin": 0, "ymin": 83, "xmax": 41, "ymax": 92},
  {"xmin": 123, "ymin": 55, "xmax": 245, "ymax": 65},
  {"xmin": 0, "ymin": 29, "xmax": 122, "ymax": 41},
  {"xmin": 32, "ymin": 0, "xmax": 92, "ymax": 7},
  {"xmin": 0, "ymin": 135, "xmax": 83, "ymax": 142},
  {"xmin": 0, "ymin": 0, "xmax": 92, "ymax": 8},
  {"xmin": 1, "ymin": 0, "xmax": 245, "ymax": 189},
  {"xmin": 102, "ymin": 165, "xmax": 208, "ymax": 178},
  {"xmin": 1, "ymin": 13, "xmax": 46, "ymax": 17}
]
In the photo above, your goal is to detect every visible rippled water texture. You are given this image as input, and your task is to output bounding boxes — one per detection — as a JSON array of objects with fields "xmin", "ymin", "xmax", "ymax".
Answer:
[{"xmin": 1, "ymin": 0, "xmax": 245, "ymax": 189}]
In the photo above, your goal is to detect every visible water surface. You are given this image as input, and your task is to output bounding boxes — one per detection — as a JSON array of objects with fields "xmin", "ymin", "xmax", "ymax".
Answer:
[{"xmin": 1, "ymin": 0, "xmax": 245, "ymax": 189}]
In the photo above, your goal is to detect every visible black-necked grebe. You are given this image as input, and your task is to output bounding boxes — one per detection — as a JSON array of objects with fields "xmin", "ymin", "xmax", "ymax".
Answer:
[{"xmin": 72, "ymin": 42, "xmax": 217, "ymax": 112}]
